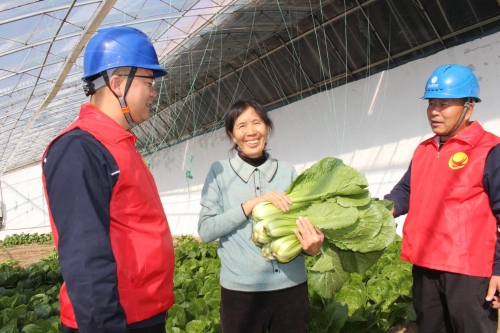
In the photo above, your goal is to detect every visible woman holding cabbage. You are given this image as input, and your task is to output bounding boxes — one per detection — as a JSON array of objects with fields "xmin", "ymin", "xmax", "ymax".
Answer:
[{"xmin": 198, "ymin": 99, "xmax": 324, "ymax": 332}]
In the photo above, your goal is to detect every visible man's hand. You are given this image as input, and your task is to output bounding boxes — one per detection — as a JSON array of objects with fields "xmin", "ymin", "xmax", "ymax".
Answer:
[{"xmin": 486, "ymin": 275, "xmax": 500, "ymax": 308}]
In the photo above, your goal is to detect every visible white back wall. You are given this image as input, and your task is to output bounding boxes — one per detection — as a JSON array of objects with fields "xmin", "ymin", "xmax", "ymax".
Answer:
[
  {"xmin": 2, "ymin": 31, "xmax": 500, "ymax": 239},
  {"xmin": 149, "ymin": 31, "xmax": 500, "ymax": 237},
  {"xmin": 0, "ymin": 165, "xmax": 51, "ymax": 239}
]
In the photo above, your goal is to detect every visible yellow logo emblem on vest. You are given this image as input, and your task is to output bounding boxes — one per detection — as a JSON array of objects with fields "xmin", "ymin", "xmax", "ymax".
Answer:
[{"xmin": 448, "ymin": 152, "xmax": 468, "ymax": 170}]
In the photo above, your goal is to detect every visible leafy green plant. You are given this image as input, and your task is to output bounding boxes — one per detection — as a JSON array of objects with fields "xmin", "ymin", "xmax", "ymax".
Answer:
[
  {"xmin": 0, "ymin": 233, "xmax": 53, "ymax": 248},
  {"xmin": 167, "ymin": 236, "xmax": 414, "ymax": 333},
  {"xmin": 253, "ymin": 157, "xmax": 371, "ymax": 220},
  {"xmin": 248, "ymin": 157, "xmax": 405, "ymax": 332},
  {"xmin": 168, "ymin": 236, "xmax": 221, "ymax": 333},
  {"xmin": 0, "ymin": 254, "xmax": 62, "ymax": 332},
  {"xmin": 307, "ymin": 236, "xmax": 415, "ymax": 332},
  {"xmin": 0, "ymin": 234, "xmax": 414, "ymax": 332},
  {"xmin": 251, "ymin": 158, "xmax": 396, "ymax": 266}
]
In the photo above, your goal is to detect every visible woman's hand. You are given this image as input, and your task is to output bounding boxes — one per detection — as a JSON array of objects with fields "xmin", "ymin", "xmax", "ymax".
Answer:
[
  {"xmin": 295, "ymin": 216, "xmax": 324, "ymax": 256},
  {"xmin": 261, "ymin": 191, "xmax": 292, "ymax": 212},
  {"xmin": 242, "ymin": 191, "xmax": 291, "ymax": 216}
]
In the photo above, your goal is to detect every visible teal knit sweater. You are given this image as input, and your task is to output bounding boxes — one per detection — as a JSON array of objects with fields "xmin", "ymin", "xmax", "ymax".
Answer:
[{"xmin": 198, "ymin": 153, "xmax": 308, "ymax": 292}]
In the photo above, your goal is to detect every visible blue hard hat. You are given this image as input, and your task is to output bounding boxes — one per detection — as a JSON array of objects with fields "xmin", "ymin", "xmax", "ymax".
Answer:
[
  {"xmin": 82, "ymin": 26, "xmax": 168, "ymax": 79},
  {"xmin": 421, "ymin": 64, "xmax": 480, "ymax": 102}
]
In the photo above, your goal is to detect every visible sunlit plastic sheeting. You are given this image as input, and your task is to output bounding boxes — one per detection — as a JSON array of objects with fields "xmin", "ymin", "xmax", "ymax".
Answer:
[{"xmin": 2, "ymin": 0, "xmax": 500, "ymax": 174}]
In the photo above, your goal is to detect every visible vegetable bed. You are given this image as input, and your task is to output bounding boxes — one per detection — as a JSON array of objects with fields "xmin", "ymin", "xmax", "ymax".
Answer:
[
  {"xmin": 0, "ymin": 235, "xmax": 414, "ymax": 332},
  {"xmin": 169, "ymin": 235, "xmax": 414, "ymax": 333}
]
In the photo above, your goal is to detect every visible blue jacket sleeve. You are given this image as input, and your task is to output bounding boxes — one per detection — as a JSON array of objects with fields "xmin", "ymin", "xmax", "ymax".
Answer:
[
  {"xmin": 384, "ymin": 162, "xmax": 412, "ymax": 217},
  {"xmin": 482, "ymin": 144, "xmax": 500, "ymax": 276},
  {"xmin": 43, "ymin": 129, "xmax": 128, "ymax": 333}
]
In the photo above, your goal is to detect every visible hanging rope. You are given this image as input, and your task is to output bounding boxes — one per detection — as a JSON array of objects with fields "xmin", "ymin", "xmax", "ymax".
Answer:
[
  {"xmin": 143, "ymin": 1, "xmax": 394, "ymax": 174},
  {"xmin": 185, "ymin": 154, "xmax": 194, "ymax": 197}
]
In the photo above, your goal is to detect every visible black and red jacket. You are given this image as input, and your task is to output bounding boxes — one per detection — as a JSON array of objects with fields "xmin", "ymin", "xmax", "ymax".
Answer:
[
  {"xmin": 42, "ymin": 103, "xmax": 175, "ymax": 332},
  {"xmin": 387, "ymin": 121, "xmax": 500, "ymax": 277}
]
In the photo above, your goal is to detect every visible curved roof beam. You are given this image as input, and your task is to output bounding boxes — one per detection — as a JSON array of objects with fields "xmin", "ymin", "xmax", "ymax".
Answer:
[
  {"xmin": 0, "ymin": 0, "xmax": 101, "ymax": 26},
  {"xmin": 1, "ymin": 0, "xmax": 117, "ymax": 176}
]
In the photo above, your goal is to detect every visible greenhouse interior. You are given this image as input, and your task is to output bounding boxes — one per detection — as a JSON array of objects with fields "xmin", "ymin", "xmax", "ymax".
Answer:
[{"xmin": 1, "ymin": 0, "xmax": 500, "ymax": 332}]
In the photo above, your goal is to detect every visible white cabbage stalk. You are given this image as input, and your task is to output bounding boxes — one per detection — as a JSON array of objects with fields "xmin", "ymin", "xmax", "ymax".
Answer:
[
  {"xmin": 260, "ymin": 243, "xmax": 275, "ymax": 261},
  {"xmin": 269, "ymin": 234, "xmax": 302, "ymax": 263},
  {"xmin": 252, "ymin": 200, "xmax": 310, "ymax": 221},
  {"xmin": 250, "ymin": 157, "xmax": 396, "ymax": 264}
]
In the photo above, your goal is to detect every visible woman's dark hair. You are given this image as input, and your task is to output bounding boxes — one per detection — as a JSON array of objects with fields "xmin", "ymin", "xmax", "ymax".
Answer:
[{"xmin": 225, "ymin": 100, "xmax": 274, "ymax": 147}]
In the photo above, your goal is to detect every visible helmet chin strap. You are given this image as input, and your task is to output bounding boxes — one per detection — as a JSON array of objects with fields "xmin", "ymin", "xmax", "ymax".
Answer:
[
  {"xmin": 102, "ymin": 67, "xmax": 138, "ymax": 128},
  {"xmin": 440, "ymin": 98, "xmax": 472, "ymax": 140}
]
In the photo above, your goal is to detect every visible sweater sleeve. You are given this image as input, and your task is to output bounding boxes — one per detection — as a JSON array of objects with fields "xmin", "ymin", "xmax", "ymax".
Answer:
[
  {"xmin": 482, "ymin": 144, "xmax": 500, "ymax": 275},
  {"xmin": 43, "ymin": 129, "xmax": 128, "ymax": 333},
  {"xmin": 384, "ymin": 162, "xmax": 412, "ymax": 217},
  {"xmin": 198, "ymin": 163, "xmax": 248, "ymax": 243}
]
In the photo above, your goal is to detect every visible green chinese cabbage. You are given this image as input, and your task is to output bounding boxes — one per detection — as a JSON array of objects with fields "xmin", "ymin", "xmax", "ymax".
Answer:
[{"xmin": 251, "ymin": 157, "xmax": 397, "ymax": 299}]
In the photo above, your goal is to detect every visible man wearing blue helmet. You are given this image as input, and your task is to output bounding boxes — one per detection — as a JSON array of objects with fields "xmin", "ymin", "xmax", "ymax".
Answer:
[
  {"xmin": 385, "ymin": 64, "xmax": 500, "ymax": 332},
  {"xmin": 42, "ymin": 27, "xmax": 175, "ymax": 333}
]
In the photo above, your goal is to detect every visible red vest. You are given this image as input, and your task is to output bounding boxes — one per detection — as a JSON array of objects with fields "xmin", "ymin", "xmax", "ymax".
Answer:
[
  {"xmin": 42, "ymin": 103, "xmax": 175, "ymax": 326},
  {"xmin": 402, "ymin": 122, "xmax": 500, "ymax": 277}
]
